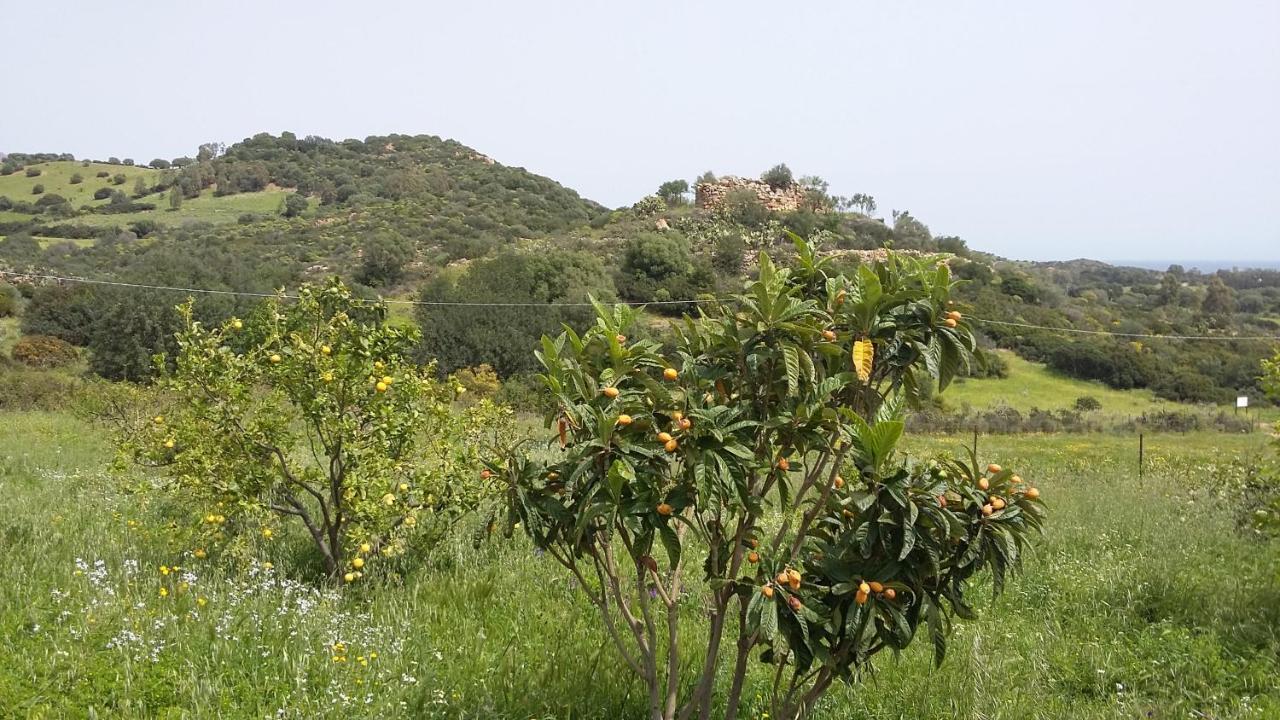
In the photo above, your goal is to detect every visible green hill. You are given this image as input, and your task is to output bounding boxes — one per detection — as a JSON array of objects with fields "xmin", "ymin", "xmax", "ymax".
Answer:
[
  {"xmin": 1, "ymin": 133, "xmax": 1277, "ymax": 408},
  {"xmin": 0, "ymin": 160, "xmax": 158, "ymax": 209}
]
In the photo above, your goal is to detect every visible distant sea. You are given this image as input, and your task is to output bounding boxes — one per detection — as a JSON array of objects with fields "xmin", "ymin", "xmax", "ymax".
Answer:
[{"xmin": 1109, "ymin": 260, "xmax": 1280, "ymax": 273}]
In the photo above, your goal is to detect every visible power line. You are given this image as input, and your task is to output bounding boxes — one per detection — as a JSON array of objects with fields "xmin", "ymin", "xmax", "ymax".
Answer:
[
  {"xmin": 0, "ymin": 270, "xmax": 720, "ymax": 307},
  {"xmin": 971, "ymin": 317, "xmax": 1279, "ymax": 342},
  {"xmin": 3, "ymin": 269, "xmax": 1277, "ymax": 342}
]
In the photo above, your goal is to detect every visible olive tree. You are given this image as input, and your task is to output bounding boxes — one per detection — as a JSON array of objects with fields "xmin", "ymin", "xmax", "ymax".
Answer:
[{"xmin": 498, "ymin": 235, "xmax": 1046, "ymax": 719}]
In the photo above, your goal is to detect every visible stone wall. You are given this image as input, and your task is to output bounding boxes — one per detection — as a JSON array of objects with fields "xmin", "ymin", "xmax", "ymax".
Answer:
[{"xmin": 695, "ymin": 176, "xmax": 808, "ymax": 213}]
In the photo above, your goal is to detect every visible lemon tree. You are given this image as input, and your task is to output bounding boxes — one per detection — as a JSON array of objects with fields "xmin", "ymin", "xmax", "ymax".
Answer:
[
  {"xmin": 1257, "ymin": 350, "xmax": 1280, "ymax": 536},
  {"xmin": 499, "ymin": 236, "xmax": 1046, "ymax": 720},
  {"xmin": 122, "ymin": 279, "xmax": 511, "ymax": 582}
]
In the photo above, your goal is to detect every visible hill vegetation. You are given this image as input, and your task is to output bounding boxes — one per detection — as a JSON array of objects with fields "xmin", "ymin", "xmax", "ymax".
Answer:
[{"xmin": 2, "ymin": 134, "xmax": 1277, "ymax": 409}]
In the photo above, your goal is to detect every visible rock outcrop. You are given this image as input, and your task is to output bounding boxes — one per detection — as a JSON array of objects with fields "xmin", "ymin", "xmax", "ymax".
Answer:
[{"xmin": 695, "ymin": 176, "xmax": 809, "ymax": 212}]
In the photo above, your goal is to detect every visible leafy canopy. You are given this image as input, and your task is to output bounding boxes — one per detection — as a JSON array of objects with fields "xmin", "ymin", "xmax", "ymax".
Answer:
[
  {"xmin": 117, "ymin": 279, "xmax": 512, "ymax": 581},
  {"xmin": 499, "ymin": 235, "xmax": 1045, "ymax": 720}
]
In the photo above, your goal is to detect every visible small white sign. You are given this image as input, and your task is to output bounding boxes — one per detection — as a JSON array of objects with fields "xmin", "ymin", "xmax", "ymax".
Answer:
[{"xmin": 1237, "ymin": 396, "xmax": 1249, "ymax": 408}]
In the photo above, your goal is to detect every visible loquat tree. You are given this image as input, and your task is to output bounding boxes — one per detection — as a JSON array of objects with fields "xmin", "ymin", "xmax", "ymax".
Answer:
[
  {"xmin": 118, "ymin": 279, "xmax": 512, "ymax": 582},
  {"xmin": 498, "ymin": 235, "xmax": 1046, "ymax": 720}
]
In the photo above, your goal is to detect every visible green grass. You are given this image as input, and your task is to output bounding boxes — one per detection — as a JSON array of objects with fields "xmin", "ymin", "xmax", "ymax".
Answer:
[
  {"xmin": 63, "ymin": 188, "xmax": 292, "ymax": 228},
  {"xmin": 941, "ymin": 351, "xmax": 1163, "ymax": 414},
  {"xmin": 0, "ymin": 161, "xmax": 159, "ymax": 209},
  {"xmin": 1, "ymin": 410, "xmax": 1277, "ymax": 718},
  {"xmin": 942, "ymin": 350, "xmax": 1280, "ymax": 424},
  {"xmin": 0, "ymin": 160, "xmax": 296, "ymax": 228}
]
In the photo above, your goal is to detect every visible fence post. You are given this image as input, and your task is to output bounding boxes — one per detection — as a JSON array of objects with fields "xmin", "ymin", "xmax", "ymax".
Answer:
[{"xmin": 1138, "ymin": 433, "xmax": 1144, "ymax": 484}]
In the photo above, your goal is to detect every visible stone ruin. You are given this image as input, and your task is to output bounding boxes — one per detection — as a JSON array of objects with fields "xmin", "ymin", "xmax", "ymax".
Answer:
[{"xmin": 695, "ymin": 176, "xmax": 810, "ymax": 213}]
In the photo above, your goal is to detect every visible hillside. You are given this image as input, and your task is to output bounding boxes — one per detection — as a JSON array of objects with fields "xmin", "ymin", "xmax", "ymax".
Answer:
[
  {"xmin": 942, "ymin": 350, "xmax": 1164, "ymax": 414},
  {"xmin": 1, "ymin": 133, "xmax": 1277, "ymax": 409}
]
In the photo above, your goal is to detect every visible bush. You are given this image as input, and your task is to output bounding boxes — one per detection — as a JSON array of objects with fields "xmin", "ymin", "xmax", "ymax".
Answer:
[
  {"xmin": 282, "ymin": 193, "xmax": 309, "ymax": 218},
  {"xmin": 0, "ymin": 368, "xmax": 78, "ymax": 411},
  {"xmin": 112, "ymin": 174, "xmax": 126, "ymax": 185},
  {"xmin": 416, "ymin": 249, "xmax": 613, "ymax": 376},
  {"xmin": 761, "ymin": 162, "xmax": 793, "ymax": 189},
  {"xmin": 491, "ymin": 371, "xmax": 555, "ymax": 414},
  {"xmin": 967, "ymin": 348, "xmax": 1010, "ymax": 379},
  {"xmin": 1047, "ymin": 341, "xmax": 1153, "ymax": 390},
  {"xmin": 96, "ymin": 170, "xmax": 110, "ymax": 178},
  {"xmin": 1074, "ymin": 395, "xmax": 1102, "ymax": 411},
  {"xmin": 451, "ymin": 363, "xmax": 501, "ymax": 398},
  {"xmin": 0, "ymin": 284, "xmax": 17, "ymax": 317},
  {"xmin": 723, "ymin": 188, "xmax": 771, "ymax": 227},
  {"xmin": 355, "ymin": 233, "xmax": 413, "ymax": 287},
  {"xmin": 0, "ymin": 195, "xmax": 11, "ymax": 210},
  {"xmin": 93, "ymin": 187, "xmax": 112, "ymax": 200},
  {"xmin": 11, "ymin": 335, "xmax": 79, "ymax": 369},
  {"xmin": 632, "ymin": 195, "xmax": 665, "ymax": 217},
  {"xmin": 115, "ymin": 280, "xmax": 514, "ymax": 581},
  {"xmin": 499, "ymin": 238, "xmax": 1043, "ymax": 719},
  {"xmin": 31, "ymin": 184, "xmax": 44, "ymax": 195},
  {"xmin": 70, "ymin": 173, "xmax": 83, "ymax": 184},
  {"xmin": 25, "ymin": 167, "xmax": 41, "ymax": 177}
]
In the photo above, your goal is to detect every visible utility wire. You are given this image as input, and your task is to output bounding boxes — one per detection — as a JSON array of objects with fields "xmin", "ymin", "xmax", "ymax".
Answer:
[
  {"xmin": 970, "ymin": 317, "xmax": 1279, "ymax": 342},
  {"xmin": 2, "ymin": 269, "xmax": 1278, "ymax": 341},
  {"xmin": 0, "ymin": 270, "xmax": 719, "ymax": 307}
]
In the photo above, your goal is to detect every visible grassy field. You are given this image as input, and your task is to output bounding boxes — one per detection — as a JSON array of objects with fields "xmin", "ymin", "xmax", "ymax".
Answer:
[
  {"xmin": 1, "ymin": 410, "xmax": 1276, "ymax": 719},
  {"xmin": 0, "ymin": 162, "xmax": 159, "ymax": 209},
  {"xmin": 940, "ymin": 349, "xmax": 1279, "ymax": 422},
  {"xmin": 941, "ymin": 351, "xmax": 1163, "ymax": 414},
  {"xmin": 0, "ymin": 161, "xmax": 295, "ymax": 228}
]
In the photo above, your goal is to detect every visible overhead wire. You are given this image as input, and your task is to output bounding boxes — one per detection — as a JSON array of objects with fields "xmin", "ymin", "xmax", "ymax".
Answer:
[{"xmin": 2, "ymin": 269, "xmax": 1278, "ymax": 341}]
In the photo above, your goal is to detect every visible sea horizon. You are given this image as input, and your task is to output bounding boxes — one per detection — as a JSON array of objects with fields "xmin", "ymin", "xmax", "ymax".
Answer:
[{"xmin": 1105, "ymin": 259, "xmax": 1280, "ymax": 273}]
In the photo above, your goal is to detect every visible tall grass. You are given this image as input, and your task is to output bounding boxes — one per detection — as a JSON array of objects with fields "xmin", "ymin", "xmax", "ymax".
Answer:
[{"xmin": 1, "ymin": 412, "xmax": 1277, "ymax": 718}]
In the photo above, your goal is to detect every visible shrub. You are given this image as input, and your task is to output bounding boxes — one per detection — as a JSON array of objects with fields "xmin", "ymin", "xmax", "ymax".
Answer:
[
  {"xmin": 282, "ymin": 193, "xmax": 309, "ymax": 218},
  {"xmin": 967, "ymin": 347, "xmax": 1009, "ymax": 379},
  {"xmin": 632, "ymin": 195, "xmax": 665, "ymax": 217},
  {"xmin": 25, "ymin": 167, "xmax": 41, "ymax": 177},
  {"xmin": 129, "ymin": 219, "xmax": 160, "ymax": 237},
  {"xmin": 31, "ymin": 184, "xmax": 44, "ymax": 195},
  {"xmin": 0, "ymin": 284, "xmax": 17, "ymax": 317},
  {"xmin": 117, "ymin": 280, "xmax": 513, "ymax": 581},
  {"xmin": 761, "ymin": 162, "xmax": 794, "ymax": 189},
  {"xmin": 11, "ymin": 335, "xmax": 79, "ymax": 369},
  {"xmin": 70, "ymin": 173, "xmax": 83, "ymax": 184},
  {"xmin": 1047, "ymin": 341, "xmax": 1153, "ymax": 390},
  {"xmin": 355, "ymin": 233, "xmax": 413, "ymax": 287},
  {"xmin": 491, "ymin": 371, "xmax": 555, "ymax": 414},
  {"xmin": 96, "ymin": 170, "xmax": 110, "ymax": 178},
  {"xmin": 0, "ymin": 368, "xmax": 78, "ymax": 411},
  {"xmin": 0, "ymin": 195, "xmax": 10, "ymax": 210},
  {"xmin": 93, "ymin": 187, "xmax": 113, "ymax": 201},
  {"xmin": 1074, "ymin": 395, "xmax": 1102, "ymax": 411},
  {"xmin": 452, "ymin": 363, "xmax": 501, "ymax": 398},
  {"xmin": 499, "ymin": 236, "xmax": 1044, "ymax": 719},
  {"xmin": 723, "ymin": 187, "xmax": 771, "ymax": 227},
  {"xmin": 112, "ymin": 173, "xmax": 127, "ymax": 185},
  {"xmin": 415, "ymin": 249, "xmax": 613, "ymax": 376},
  {"xmin": 34, "ymin": 193, "xmax": 67, "ymax": 208}
]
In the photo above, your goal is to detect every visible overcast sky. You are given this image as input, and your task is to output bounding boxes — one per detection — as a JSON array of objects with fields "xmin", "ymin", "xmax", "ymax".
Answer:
[{"xmin": 3, "ymin": 1, "xmax": 1277, "ymax": 261}]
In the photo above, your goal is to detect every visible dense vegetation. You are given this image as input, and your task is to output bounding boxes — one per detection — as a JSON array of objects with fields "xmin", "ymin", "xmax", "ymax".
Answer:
[
  {"xmin": 2, "ymin": 133, "xmax": 1277, "ymax": 408},
  {"xmin": 1, "ymin": 137, "xmax": 1277, "ymax": 718}
]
